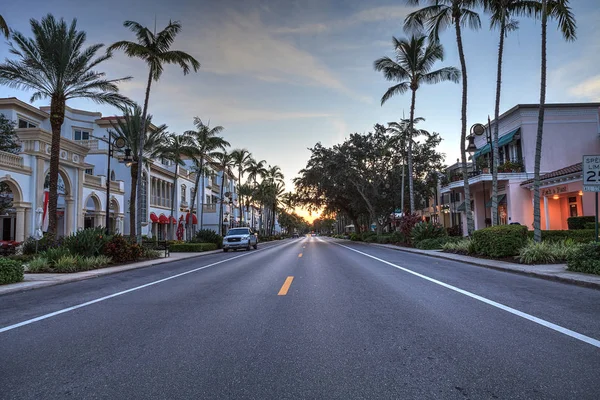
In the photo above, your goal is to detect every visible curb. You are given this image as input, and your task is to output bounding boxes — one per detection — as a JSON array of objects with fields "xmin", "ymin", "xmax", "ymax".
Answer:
[{"xmin": 346, "ymin": 240, "xmax": 600, "ymax": 291}]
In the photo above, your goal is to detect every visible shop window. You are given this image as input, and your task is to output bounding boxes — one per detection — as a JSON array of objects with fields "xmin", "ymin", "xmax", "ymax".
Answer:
[
  {"xmin": 569, "ymin": 196, "xmax": 578, "ymax": 217},
  {"xmin": 18, "ymin": 119, "xmax": 37, "ymax": 128},
  {"xmin": 74, "ymin": 130, "xmax": 90, "ymax": 141}
]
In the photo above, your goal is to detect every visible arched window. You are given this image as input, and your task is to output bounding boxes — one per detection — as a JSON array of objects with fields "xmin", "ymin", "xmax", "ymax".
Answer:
[
  {"xmin": 181, "ymin": 184, "xmax": 187, "ymax": 202},
  {"xmin": 141, "ymin": 172, "xmax": 148, "ymax": 223}
]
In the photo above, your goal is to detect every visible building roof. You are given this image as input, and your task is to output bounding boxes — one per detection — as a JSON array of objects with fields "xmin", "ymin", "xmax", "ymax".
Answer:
[{"xmin": 520, "ymin": 163, "xmax": 582, "ymax": 186}]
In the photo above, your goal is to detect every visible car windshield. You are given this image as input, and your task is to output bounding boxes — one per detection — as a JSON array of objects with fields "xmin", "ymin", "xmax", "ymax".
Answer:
[{"xmin": 227, "ymin": 228, "xmax": 250, "ymax": 236}]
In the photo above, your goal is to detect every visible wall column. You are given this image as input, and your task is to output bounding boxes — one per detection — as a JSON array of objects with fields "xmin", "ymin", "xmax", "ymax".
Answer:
[
  {"xmin": 24, "ymin": 208, "xmax": 31, "ymax": 239},
  {"xmin": 65, "ymin": 197, "xmax": 74, "ymax": 236},
  {"xmin": 543, "ymin": 196, "xmax": 549, "ymax": 231},
  {"xmin": 15, "ymin": 207, "xmax": 25, "ymax": 242}
]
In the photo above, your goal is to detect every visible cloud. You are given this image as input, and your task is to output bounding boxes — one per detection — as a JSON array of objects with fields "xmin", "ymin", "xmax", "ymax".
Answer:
[
  {"xmin": 272, "ymin": 5, "xmax": 413, "ymax": 35},
  {"xmin": 569, "ymin": 75, "xmax": 600, "ymax": 100}
]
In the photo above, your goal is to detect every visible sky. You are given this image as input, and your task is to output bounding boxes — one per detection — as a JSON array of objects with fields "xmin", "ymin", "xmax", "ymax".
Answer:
[{"xmin": 1, "ymin": 0, "xmax": 599, "ymax": 221}]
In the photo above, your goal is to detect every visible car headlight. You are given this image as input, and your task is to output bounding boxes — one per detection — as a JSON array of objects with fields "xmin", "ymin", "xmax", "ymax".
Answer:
[{"xmin": 242, "ymin": 235, "xmax": 249, "ymax": 240}]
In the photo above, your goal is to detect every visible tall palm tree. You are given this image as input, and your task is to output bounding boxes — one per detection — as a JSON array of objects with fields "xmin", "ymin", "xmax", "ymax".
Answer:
[
  {"xmin": 184, "ymin": 118, "xmax": 229, "ymax": 234},
  {"xmin": 214, "ymin": 150, "xmax": 235, "ymax": 235},
  {"xmin": 405, "ymin": 0, "xmax": 482, "ymax": 235},
  {"xmin": 375, "ymin": 35, "xmax": 460, "ymax": 214},
  {"xmin": 161, "ymin": 133, "xmax": 196, "ymax": 239},
  {"xmin": 246, "ymin": 158, "xmax": 268, "ymax": 185},
  {"xmin": 265, "ymin": 165, "xmax": 285, "ymax": 184},
  {"xmin": 533, "ymin": 0, "xmax": 576, "ymax": 242},
  {"xmin": 237, "ymin": 183, "xmax": 256, "ymax": 229},
  {"xmin": 0, "ymin": 14, "xmax": 133, "ymax": 235},
  {"xmin": 485, "ymin": 0, "xmax": 538, "ymax": 226},
  {"xmin": 108, "ymin": 20, "xmax": 200, "ymax": 243},
  {"xmin": 109, "ymin": 105, "xmax": 168, "ymax": 238},
  {"xmin": 0, "ymin": 14, "xmax": 9, "ymax": 39},
  {"xmin": 230, "ymin": 148, "xmax": 252, "ymax": 226}
]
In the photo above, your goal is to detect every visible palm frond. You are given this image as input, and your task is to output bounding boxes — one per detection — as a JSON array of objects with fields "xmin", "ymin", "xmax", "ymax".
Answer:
[
  {"xmin": 422, "ymin": 67, "xmax": 461, "ymax": 84},
  {"xmin": 0, "ymin": 15, "xmax": 10, "ymax": 39}
]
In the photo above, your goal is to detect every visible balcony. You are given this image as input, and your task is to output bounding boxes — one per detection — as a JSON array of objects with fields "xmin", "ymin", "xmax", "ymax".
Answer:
[
  {"xmin": 0, "ymin": 150, "xmax": 31, "ymax": 174},
  {"xmin": 203, "ymin": 204, "xmax": 217, "ymax": 213},
  {"xmin": 76, "ymin": 139, "xmax": 99, "ymax": 150},
  {"xmin": 84, "ymin": 174, "xmax": 103, "ymax": 187}
]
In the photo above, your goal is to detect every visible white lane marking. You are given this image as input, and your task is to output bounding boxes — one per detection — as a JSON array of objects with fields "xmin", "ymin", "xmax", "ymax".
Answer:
[
  {"xmin": 324, "ymin": 238, "xmax": 600, "ymax": 349},
  {"xmin": 0, "ymin": 240, "xmax": 294, "ymax": 334}
]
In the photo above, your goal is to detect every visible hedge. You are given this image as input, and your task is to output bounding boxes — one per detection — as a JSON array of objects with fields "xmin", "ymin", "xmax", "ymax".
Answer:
[
  {"xmin": 169, "ymin": 243, "xmax": 218, "ymax": 252},
  {"xmin": 584, "ymin": 222, "xmax": 599, "ymax": 230},
  {"xmin": 567, "ymin": 242, "xmax": 600, "ymax": 275},
  {"xmin": 472, "ymin": 225, "xmax": 528, "ymax": 258},
  {"xmin": 0, "ymin": 258, "xmax": 24, "ymax": 285},
  {"xmin": 567, "ymin": 216, "xmax": 596, "ymax": 230},
  {"xmin": 527, "ymin": 229, "xmax": 597, "ymax": 243},
  {"xmin": 416, "ymin": 237, "xmax": 461, "ymax": 250}
]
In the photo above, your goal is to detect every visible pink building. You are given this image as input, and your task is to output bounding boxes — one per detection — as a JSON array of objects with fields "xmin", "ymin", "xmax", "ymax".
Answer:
[{"xmin": 440, "ymin": 103, "xmax": 600, "ymax": 235}]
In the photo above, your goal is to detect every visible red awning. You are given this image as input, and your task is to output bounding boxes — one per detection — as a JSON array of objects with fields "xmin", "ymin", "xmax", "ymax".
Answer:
[
  {"xmin": 170, "ymin": 216, "xmax": 177, "ymax": 225},
  {"xmin": 158, "ymin": 214, "xmax": 169, "ymax": 224},
  {"xmin": 150, "ymin": 213, "xmax": 159, "ymax": 223},
  {"xmin": 186, "ymin": 213, "xmax": 198, "ymax": 224}
]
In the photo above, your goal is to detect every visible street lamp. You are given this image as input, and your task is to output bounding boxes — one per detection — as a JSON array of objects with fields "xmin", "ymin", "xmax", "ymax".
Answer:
[{"xmin": 34, "ymin": 207, "xmax": 43, "ymax": 253}]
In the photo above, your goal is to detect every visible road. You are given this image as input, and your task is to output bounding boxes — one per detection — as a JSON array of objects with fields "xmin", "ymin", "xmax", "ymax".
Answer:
[{"xmin": 1, "ymin": 236, "xmax": 599, "ymax": 399}]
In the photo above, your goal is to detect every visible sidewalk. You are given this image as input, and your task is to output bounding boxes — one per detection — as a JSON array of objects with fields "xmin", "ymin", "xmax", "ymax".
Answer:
[
  {"xmin": 0, "ymin": 250, "xmax": 223, "ymax": 297},
  {"xmin": 365, "ymin": 242, "xmax": 600, "ymax": 290}
]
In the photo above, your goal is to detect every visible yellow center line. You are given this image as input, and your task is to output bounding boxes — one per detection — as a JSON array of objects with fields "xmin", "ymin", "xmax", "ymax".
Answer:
[
  {"xmin": 298, "ymin": 253, "xmax": 303, "ymax": 258},
  {"xmin": 278, "ymin": 276, "xmax": 294, "ymax": 296}
]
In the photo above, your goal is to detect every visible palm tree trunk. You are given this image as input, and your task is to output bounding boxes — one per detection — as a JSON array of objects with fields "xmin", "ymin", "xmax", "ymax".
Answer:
[
  {"xmin": 170, "ymin": 163, "xmax": 178, "ymax": 240},
  {"xmin": 136, "ymin": 68, "xmax": 154, "ymax": 244},
  {"xmin": 200, "ymin": 174, "xmax": 206, "ymax": 231},
  {"xmin": 219, "ymin": 173, "xmax": 225, "ymax": 236},
  {"xmin": 492, "ymin": 19, "xmax": 506, "ymax": 227},
  {"xmin": 455, "ymin": 18, "xmax": 474, "ymax": 236},
  {"xmin": 238, "ymin": 169, "xmax": 244, "ymax": 226},
  {"xmin": 129, "ymin": 163, "xmax": 138, "ymax": 238},
  {"xmin": 533, "ymin": 0, "xmax": 547, "ymax": 243},
  {"xmin": 408, "ymin": 88, "xmax": 417, "ymax": 214},
  {"xmin": 48, "ymin": 97, "xmax": 66, "ymax": 236},
  {"xmin": 400, "ymin": 160, "xmax": 405, "ymax": 214}
]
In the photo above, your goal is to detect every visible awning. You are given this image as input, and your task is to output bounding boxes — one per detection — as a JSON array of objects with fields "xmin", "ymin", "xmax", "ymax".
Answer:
[
  {"xmin": 158, "ymin": 214, "xmax": 169, "ymax": 224},
  {"xmin": 474, "ymin": 128, "xmax": 521, "ymax": 158},
  {"xmin": 150, "ymin": 212, "xmax": 159, "ymax": 223},
  {"xmin": 169, "ymin": 216, "xmax": 177, "ymax": 225},
  {"xmin": 456, "ymin": 202, "xmax": 466, "ymax": 212},
  {"xmin": 186, "ymin": 212, "xmax": 198, "ymax": 224},
  {"xmin": 485, "ymin": 194, "xmax": 507, "ymax": 208}
]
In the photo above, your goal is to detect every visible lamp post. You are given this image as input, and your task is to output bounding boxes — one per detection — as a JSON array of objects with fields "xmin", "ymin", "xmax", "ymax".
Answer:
[{"xmin": 34, "ymin": 207, "xmax": 43, "ymax": 253}]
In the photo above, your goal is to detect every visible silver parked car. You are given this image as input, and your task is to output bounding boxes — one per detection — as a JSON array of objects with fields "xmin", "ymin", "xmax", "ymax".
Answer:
[{"xmin": 222, "ymin": 227, "xmax": 258, "ymax": 252}]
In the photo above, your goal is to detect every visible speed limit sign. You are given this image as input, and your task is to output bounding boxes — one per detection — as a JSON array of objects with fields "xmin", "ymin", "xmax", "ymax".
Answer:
[{"xmin": 583, "ymin": 155, "xmax": 600, "ymax": 192}]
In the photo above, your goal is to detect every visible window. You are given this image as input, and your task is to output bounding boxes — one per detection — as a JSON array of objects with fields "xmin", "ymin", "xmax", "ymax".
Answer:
[
  {"xmin": 85, "ymin": 168, "xmax": 94, "ymax": 175},
  {"xmin": 74, "ymin": 130, "xmax": 90, "ymax": 141},
  {"xmin": 18, "ymin": 119, "xmax": 37, "ymax": 128},
  {"xmin": 569, "ymin": 196, "xmax": 578, "ymax": 218},
  {"xmin": 181, "ymin": 185, "xmax": 187, "ymax": 202}
]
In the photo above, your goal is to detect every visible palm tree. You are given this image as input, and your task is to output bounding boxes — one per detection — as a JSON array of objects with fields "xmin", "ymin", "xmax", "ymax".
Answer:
[
  {"xmin": 214, "ymin": 150, "xmax": 235, "ymax": 235},
  {"xmin": 184, "ymin": 118, "xmax": 230, "ymax": 234},
  {"xmin": 375, "ymin": 35, "xmax": 460, "ymax": 214},
  {"xmin": 109, "ymin": 105, "xmax": 168, "ymax": 238},
  {"xmin": 237, "ymin": 183, "xmax": 256, "ymax": 229},
  {"xmin": 246, "ymin": 158, "xmax": 268, "ymax": 185},
  {"xmin": 0, "ymin": 14, "xmax": 9, "ymax": 39},
  {"xmin": 265, "ymin": 165, "xmax": 285, "ymax": 184},
  {"xmin": 230, "ymin": 148, "xmax": 252, "ymax": 226},
  {"xmin": 108, "ymin": 20, "xmax": 200, "ymax": 243},
  {"xmin": 485, "ymin": 0, "xmax": 538, "ymax": 226},
  {"xmin": 405, "ymin": 0, "xmax": 482, "ymax": 235},
  {"xmin": 0, "ymin": 14, "xmax": 133, "ymax": 235},
  {"xmin": 533, "ymin": 0, "xmax": 576, "ymax": 242},
  {"xmin": 161, "ymin": 133, "xmax": 196, "ymax": 239}
]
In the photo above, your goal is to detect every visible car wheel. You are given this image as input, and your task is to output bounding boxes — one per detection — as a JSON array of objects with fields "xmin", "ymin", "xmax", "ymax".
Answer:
[
  {"xmin": 253, "ymin": 243, "xmax": 258, "ymax": 249},
  {"xmin": 223, "ymin": 249, "xmax": 228, "ymax": 252}
]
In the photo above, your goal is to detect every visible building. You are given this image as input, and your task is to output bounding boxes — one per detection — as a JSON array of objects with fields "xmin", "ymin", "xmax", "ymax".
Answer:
[
  {"xmin": 439, "ymin": 102, "xmax": 600, "ymax": 235},
  {"xmin": 0, "ymin": 97, "xmax": 250, "ymax": 242}
]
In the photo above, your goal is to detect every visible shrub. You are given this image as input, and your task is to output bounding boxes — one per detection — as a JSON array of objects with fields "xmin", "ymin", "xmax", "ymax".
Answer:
[
  {"xmin": 0, "ymin": 258, "xmax": 24, "ymax": 285},
  {"xmin": 142, "ymin": 247, "xmax": 162, "ymax": 259},
  {"xmin": 416, "ymin": 236, "xmax": 461, "ymax": 250},
  {"xmin": 442, "ymin": 238, "xmax": 474, "ymax": 255},
  {"xmin": 399, "ymin": 213, "xmax": 422, "ymax": 243},
  {"xmin": 52, "ymin": 254, "xmax": 81, "ymax": 273},
  {"xmin": 8, "ymin": 254, "xmax": 34, "ymax": 263},
  {"xmin": 566, "ymin": 242, "xmax": 600, "ymax": 275},
  {"xmin": 27, "ymin": 257, "xmax": 50, "ymax": 273},
  {"xmin": 76, "ymin": 256, "xmax": 97, "ymax": 271},
  {"xmin": 361, "ymin": 231, "xmax": 377, "ymax": 241},
  {"xmin": 103, "ymin": 234, "xmax": 143, "ymax": 263},
  {"xmin": 472, "ymin": 225, "xmax": 528, "ymax": 258},
  {"xmin": 527, "ymin": 229, "xmax": 596, "ymax": 243},
  {"xmin": 91, "ymin": 255, "xmax": 112, "ymax": 268},
  {"xmin": 376, "ymin": 235, "xmax": 392, "ymax": 244},
  {"xmin": 62, "ymin": 227, "xmax": 108, "ymax": 257},
  {"xmin": 446, "ymin": 225, "xmax": 462, "ymax": 237},
  {"xmin": 350, "ymin": 233, "xmax": 361, "ymax": 241},
  {"xmin": 567, "ymin": 216, "xmax": 596, "ymax": 230},
  {"xmin": 170, "ymin": 243, "xmax": 218, "ymax": 252},
  {"xmin": 584, "ymin": 222, "xmax": 599, "ymax": 230},
  {"xmin": 22, "ymin": 233, "xmax": 63, "ymax": 255},
  {"xmin": 0, "ymin": 241, "xmax": 19, "ymax": 256},
  {"xmin": 40, "ymin": 247, "xmax": 72, "ymax": 266},
  {"xmin": 390, "ymin": 231, "xmax": 405, "ymax": 244},
  {"xmin": 193, "ymin": 229, "xmax": 223, "ymax": 248},
  {"xmin": 411, "ymin": 222, "xmax": 447, "ymax": 245}
]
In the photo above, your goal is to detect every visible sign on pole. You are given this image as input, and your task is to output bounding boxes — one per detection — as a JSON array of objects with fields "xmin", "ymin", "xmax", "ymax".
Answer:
[{"xmin": 583, "ymin": 155, "xmax": 600, "ymax": 192}]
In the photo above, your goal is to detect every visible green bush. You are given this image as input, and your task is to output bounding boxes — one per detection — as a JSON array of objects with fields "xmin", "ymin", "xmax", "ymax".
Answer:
[
  {"xmin": 22, "ymin": 233, "xmax": 63, "ymax": 255},
  {"xmin": 566, "ymin": 242, "xmax": 600, "ymax": 275},
  {"xmin": 27, "ymin": 257, "xmax": 50, "ymax": 273},
  {"xmin": 40, "ymin": 247, "xmax": 72, "ymax": 266},
  {"xmin": 376, "ymin": 235, "xmax": 393, "ymax": 244},
  {"xmin": 350, "ymin": 233, "xmax": 361, "ymax": 241},
  {"xmin": 442, "ymin": 238, "xmax": 475, "ymax": 255},
  {"xmin": 567, "ymin": 216, "xmax": 596, "ymax": 230},
  {"xmin": 89, "ymin": 255, "xmax": 112, "ymax": 268},
  {"xmin": 517, "ymin": 240, "xmax": 581, "ymax": 264},
  {"xmin": 472, "ymin": 225, "xmax": 528, "ymax": 258},
  {"xmin": 103, "ymin": 234, "xmax": 143, "ymax": 263},
  {"xmin": 193, "ymin": 229, "xmax": 223, "ymax": 248},
  {"xmin": 53, "ymin": 254, "xmax": 81, "ymax": 273},
  {"xmin": 416, "ymin": 236, "xmax": 461, "ymax": 250},
  {"xmin": 399, "ymin": 213, "xmax": 422, "ymax": 243},
  {"xmin": 411, "ymin": 222, "xmax": 447, "ymax": 245},
  {"xmin": 390, "ymin": 231, "xmax": 405, "ymax": 244},
  {"xmin": 170, "ymin": 243, "xmax": 218, "ymax": 252},
  {"xmin": 62, "ymin": 227, "xmax": 109, "ymax": 257},
  {"xmin": 8, "ymin": 254, "xmax": 34, "ymax": 263},
  {"xmin": 584, "ymin": 222, "xmax": 599, "ymax": 230},
  {"xmin": 527, "ymin": 229, "xmax": 596, "ymax": 243},
  {"xmin": 0, "ymin": 258, "xmax": 24, "ymax": 285}
]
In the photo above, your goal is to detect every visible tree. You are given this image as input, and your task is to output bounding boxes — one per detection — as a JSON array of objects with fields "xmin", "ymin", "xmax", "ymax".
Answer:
[
  {"xmin": 184, "ymin": 118, "xmax": 229, "ymax": 233},
  {"xmin": 109, "ymin": 105, "xmax": 168, "ymax": 238},
  {"xmin": 0, "ymin": 14, "xmax": 133, "ymax": 235},
  {"xmin": 213, "ymin": 150, "xmax": 235, "ymax": 236},
  {"xmin": 0, "ymin": 14, "xmax": 8, "ymax": 39},
  {"xmin": 0, "ymin": 113, "xmax": 19, "ymax": 154},
  {"xmin": 374, "ymin": 35, "xmax": 459, "ymax": 214},
  {"xmin": 161, "ymin": 133, "xmax": 196, "ymax": 239},
  {"xmin": 405, "ymin": 0, "xmax": 482, "ymax": 235},
  {"xmin": 230, "ymin": 148, "xmax": 252, "ymax": 226},
  {"xmin": 484, "ymin": 0, "xmax": 538, "ymax": 226},
  {"xmin": 108, "ymin": 20, "xmax": 200, "ymax": 243},
  {"xmin": 532, "ymin": 0, "xmax": 576, "ymax": 242}
]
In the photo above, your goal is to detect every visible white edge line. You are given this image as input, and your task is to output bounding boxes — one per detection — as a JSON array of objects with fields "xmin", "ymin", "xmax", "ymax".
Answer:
[
  {"xmin": 0, "ymin": 240, "xmax": 294, "ymax": 334},
  {"xmin": 324, "ymin": 238, "xmax": 600, "ymax": 349}
]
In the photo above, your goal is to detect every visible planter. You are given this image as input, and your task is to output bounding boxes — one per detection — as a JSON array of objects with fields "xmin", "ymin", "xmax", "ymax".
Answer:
[{"xmin": 482, "ymin": 168, "xmax": 490, "ymax": 174}]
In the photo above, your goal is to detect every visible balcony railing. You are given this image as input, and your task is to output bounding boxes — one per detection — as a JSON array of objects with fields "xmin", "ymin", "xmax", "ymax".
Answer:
[
  {"xmin": 0, "ymin": 150, "xmax": 25, "ymax": 168},
  {"xmin": 84, "ymin": 174, "xmax": 103, "ymax": 186},
  {"xmin": 441, "ymin": 158, "xmax": 525, "ymax": 187},
  {"xmin": 203, "ymin": 204, "xmax": 217, "ymax": 213},
  {"xmin": 76, "ymin": 139, "xmax": 99, "ymax": 150}
]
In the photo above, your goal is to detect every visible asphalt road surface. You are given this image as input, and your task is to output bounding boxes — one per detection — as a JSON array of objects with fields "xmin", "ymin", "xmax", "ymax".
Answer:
[{"xmin": 1, "ymin": 237, "xmax": 600, "ymax": 399}]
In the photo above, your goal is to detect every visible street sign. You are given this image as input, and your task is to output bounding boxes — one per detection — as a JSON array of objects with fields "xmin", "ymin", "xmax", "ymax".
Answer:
[{"xmin": 582, "ymin": 155, "xmax": 600, "ymax": 192}]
